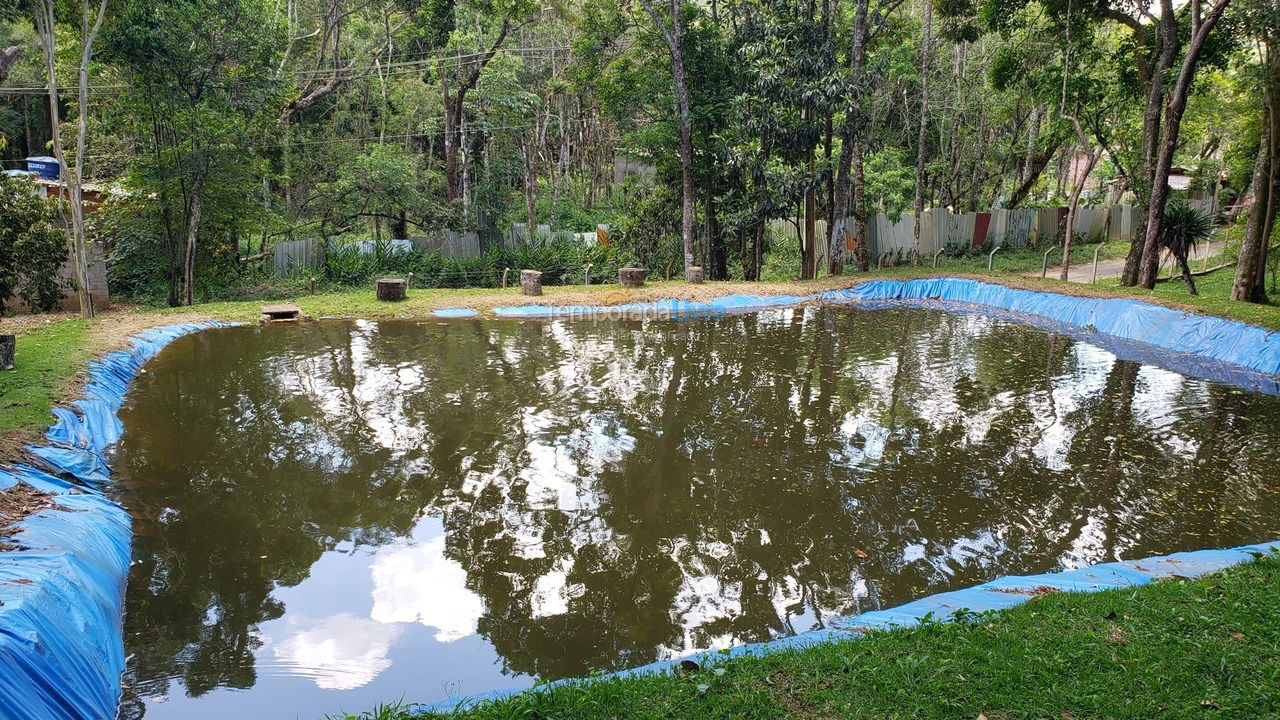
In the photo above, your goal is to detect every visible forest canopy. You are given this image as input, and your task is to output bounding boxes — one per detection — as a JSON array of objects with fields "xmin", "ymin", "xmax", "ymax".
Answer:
[{"xmin": 0, "ymin": 0, "xmax": 1275, "ymax": 306}]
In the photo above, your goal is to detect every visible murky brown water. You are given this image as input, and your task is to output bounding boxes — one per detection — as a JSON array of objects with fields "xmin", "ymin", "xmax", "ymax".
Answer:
[{"xmin": 111, "ymin": 307, "xmax": 1280, "ymax": 719}]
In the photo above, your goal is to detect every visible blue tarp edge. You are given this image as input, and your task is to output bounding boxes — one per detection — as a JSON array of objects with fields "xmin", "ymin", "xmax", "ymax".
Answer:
[
  {"xmin": 489, "ymin": 278, "xmax": 1280, "ymax": 392},
  {"xmin": 422, "ymin": 541, "xmax": 1280, "ymax": 713},
  {"xmin": 0, "ymin": 322, "xmax": 236, "ymax": 720}
]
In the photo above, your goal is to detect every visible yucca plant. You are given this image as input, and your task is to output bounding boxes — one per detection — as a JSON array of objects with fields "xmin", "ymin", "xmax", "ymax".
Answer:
[{"xmin": 1160, "ymin": 200, "xmax": 1216, "ymax": 296}]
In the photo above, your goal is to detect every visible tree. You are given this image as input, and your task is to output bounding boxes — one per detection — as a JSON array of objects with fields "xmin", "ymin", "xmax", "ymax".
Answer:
[
  {"xmin": 635, "ymin": 0, "xmax": 695, "ymax": 278},
  {"xmin": 910, "ymin": 0, "xmax": 932, "ymax": 265},
  {"xmin": 828, "ymin": 0, "xmax": 904, "ymax": 274},
  {"xmin": 1135, "ymin": 0, "xmax": 1233, "ymax": 289},
  {"xmin": 1058, "ymin": 2, "xmax": 1108, "ymax": 281},
  {"xmin": 0, "ymin": 175, "xmax": 67, "ymax": 313},
  {"xmin": 105, "ymin": 0, "xmax": 285, "ymax": 306},
  {"xmin": 1231, "ymin": 0, "xmax": 1279, "ymax": 302},
  {"xmin": 1160, "ymin": 199, "xmax": 1214, "ymax": 294},
  {"xmin": 400, "ymin": 0, "xmax": 536, "ymax": 206},
  {"xmin": 30, "ymin": 0, "xmax": 107, "ymax": 319}
]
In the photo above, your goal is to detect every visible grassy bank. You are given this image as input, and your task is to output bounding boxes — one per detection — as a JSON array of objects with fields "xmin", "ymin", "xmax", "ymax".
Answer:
[
  {"xmin": 0, "ymin": 319, "xmax": 92, "ymax": 453},
  {"xmin": 333, "ymin": 552, "xmax": 1280, "ymax": 720},
  {"xmin": 1106, "ymin": 267, "xmax": 1279, "ymax": 332}
]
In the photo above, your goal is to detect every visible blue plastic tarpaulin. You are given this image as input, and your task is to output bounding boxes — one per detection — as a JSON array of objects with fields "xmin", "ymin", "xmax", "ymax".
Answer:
[
  {"xmin": 421, "ymin": 541, "xmax": 1279, "ymax": 713},
  {"xmin": 0, "ymin": 322, "xmax": 232, "ymax": 720}
]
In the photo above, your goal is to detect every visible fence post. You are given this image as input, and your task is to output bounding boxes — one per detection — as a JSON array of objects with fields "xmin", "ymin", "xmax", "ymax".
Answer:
[
  {"xmin": 501, "ymin": 267, "xmax": 510, "ymax": 289},
  {"xmin": 1041, "ymin": 247, "xmax": 1055, "ymax": 279},
  {"xmin": 1091, "ymin": 244, "xmax": 1105, "ymax": 284},
  {"xmin": 933, "ymin": 248, "xmax": 944, "ymax": 268},
  {"xmin": 987, "ymin": 246, "xmax": 1001, "ymax": 272},
  {"xmin": 584, "ymin": 264, "xmax": 592, "ymax": 286}
]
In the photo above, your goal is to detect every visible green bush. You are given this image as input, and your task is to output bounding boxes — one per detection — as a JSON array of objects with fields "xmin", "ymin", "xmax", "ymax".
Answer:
[
  {"xmin": 0, "ymin": 176, "xmax": 68, "ymax": 314},
  {"xmin": 316, "ymin": 234, "xmax": 634, "ymax": 290}
]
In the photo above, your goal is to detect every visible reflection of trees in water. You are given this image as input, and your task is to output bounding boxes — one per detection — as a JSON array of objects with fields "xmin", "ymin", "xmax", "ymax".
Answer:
[{"xmin": 113, "ymin": 309, "xmax": 1280, "ymax": 715}]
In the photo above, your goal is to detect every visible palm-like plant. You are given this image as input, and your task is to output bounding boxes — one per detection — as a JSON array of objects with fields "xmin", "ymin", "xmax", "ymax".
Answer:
[{"xmin": 1160, "ymin": 200, "xmax": 1217, "ymax": 296}]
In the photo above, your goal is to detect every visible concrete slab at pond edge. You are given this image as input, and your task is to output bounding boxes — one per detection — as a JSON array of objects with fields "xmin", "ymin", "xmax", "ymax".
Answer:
[{"xmin": 1, "ymin": 277, "xmax": 1279, "ymax": 719}]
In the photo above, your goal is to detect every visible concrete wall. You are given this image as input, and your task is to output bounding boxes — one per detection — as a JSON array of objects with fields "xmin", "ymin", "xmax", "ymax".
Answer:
[{"xmin": 3, "ymin": 240, "xmax": 110, "ymax": 313}]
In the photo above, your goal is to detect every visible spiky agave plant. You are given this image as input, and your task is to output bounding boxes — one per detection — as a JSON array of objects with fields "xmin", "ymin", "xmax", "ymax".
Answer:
[{"xmin": 1160, "ymin": 200, "xmax": 1217, "ymax": 296}]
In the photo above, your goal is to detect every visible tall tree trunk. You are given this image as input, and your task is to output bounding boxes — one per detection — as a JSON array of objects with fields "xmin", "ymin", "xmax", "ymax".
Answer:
[
  {"xmin": 437, "ymin": 21, "xmax": 514, "ymax": 203},
  {"xmin": 672, "ymin": 21, "xmax": 696, "ymax": 276},
  {"xmin": 802, "ymin": 109, "xmax": 817, "ymax": 279},
  {"xmin": 830, "ymin": 139, "xmax": 852, "ymax": 276},
  {"xmin": 853, "ymin": 144, "xmax": 869, "ymax": 271},
  {"xmin": 639, "ymin": 0, "xmax": 696, "ymax": 277},
  {"xmin": 443, "ymin": 75, "xmax": 463, "ymax": 201},
  {"xmin": 829, "ymin": 0, "xmax": 868, "ymax": 276},
  {"xmin": 1060, "ymin": 118, "xmax": 1101, "ymax": 281},
  {"xmin": 911, "ymin": 0, "xmax": 932, "ymax": 266},
  {"xmin": 34, "ymin": 0, "xmax": 107, "ymax": 319},
  {"xmin": 182, "ymin": 166, "xmax": 207, "ymax": 307},
  {"xmin": 1137, "ymin": 0, "xmax": 1232, "ymax": 289},
  {"xmin": 1121, "ymin": 0, "xmax": 1181, "ymax": 286},
  {"xmin": 1233, "ymin": 93, "xmax": 1278, "ymax": 302}
]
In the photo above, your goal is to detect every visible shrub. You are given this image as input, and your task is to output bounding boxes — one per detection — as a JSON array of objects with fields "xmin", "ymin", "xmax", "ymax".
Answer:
[{"xmin": 0, "ymin": 176, "xmax": 68, "ymax": 314}]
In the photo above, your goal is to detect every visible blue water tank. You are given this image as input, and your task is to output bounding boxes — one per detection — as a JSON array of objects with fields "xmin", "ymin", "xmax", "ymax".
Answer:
[{"xmin": 26, "ymin": 155, "xmax": 60, "ymax": 180}]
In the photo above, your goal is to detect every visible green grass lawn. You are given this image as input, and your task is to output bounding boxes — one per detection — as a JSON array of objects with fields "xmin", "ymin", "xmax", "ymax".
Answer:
[
  {"xmin": 944, "ymin": 241, "xmax": 1127, "ymax": 275},
  {"xmin": 334, "ymin": 552, "xmax": 1280, "ymax": 720},
  {"xmin": 0, "ymin": 319, "xmax": 90, "ymax": 442},
  {"xmin": 1093, "ymin": 267, "xmax": 1280, "ymax": 332}
]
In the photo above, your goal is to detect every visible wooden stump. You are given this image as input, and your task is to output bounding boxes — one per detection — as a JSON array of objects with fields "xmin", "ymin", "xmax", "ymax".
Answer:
[
  {"xmin": 685, "ymin": 266, "xmax": 705, "ymax": 284},
  {"xmin": 0, "ymin": 335, "xmax": 14, "ymax": 371},
  {"xmin": 520, "ymin": 269, "xmax": 543, "ymax": 296},
  {"xmin": 619, "ymin": 267, "xmax": 646, "ymax": 288},
  {"xmin": 376, "ymin": 277, "xmax": 406, "ymax": 302}
]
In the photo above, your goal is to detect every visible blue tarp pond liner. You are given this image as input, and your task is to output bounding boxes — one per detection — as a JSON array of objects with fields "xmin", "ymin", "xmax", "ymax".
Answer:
[
  {"xmin": 0, "ymin": 323, "xmax": 231, "ymax": 720},
  {"xmin": 2, "ymin": 278, "xmax": 1279, "ymax": 718},
  {"xmin": 420, "ymin": 541, "xmax": 1280, "ymax": 713},
  {"xmin": 820, "ymin": 278, "xmax": 1280, "ymax": 378},
  {"xmin": 490, "ymin": 278, "xmax": 1280, "ymax": 394},
  {"xmin": 432, "ymin": 308, "xmax": 479, "ymax": 318}
]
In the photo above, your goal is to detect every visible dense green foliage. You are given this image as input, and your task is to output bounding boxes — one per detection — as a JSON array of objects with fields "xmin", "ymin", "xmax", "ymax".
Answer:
[
  {"xmin": 0, "ymin": 0, "xmax": 1274, "ymax": 303},
  {"xmin": 0, "ymin": 176, "xmax": 66, "ymax": 313}
]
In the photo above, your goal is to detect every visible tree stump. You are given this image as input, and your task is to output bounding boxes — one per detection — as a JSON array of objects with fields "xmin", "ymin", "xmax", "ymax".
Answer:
[
  {"xmin": 685, "ymin": 266, "xmax": 705, "ymax": 284},
  {"xmin": 376, "ymin": 277, "xmax": 406, "ymax": 302},
  {"xmin": 619, "ymin": 267, "xmax": 646, "ymax": 288},
  {"xmin": 520, "ymin": 269, "xmax": 543, "ymax": 296},
  {"xmin": 0, "ymin": 335, "xmax": 14, "ymax": 371}
]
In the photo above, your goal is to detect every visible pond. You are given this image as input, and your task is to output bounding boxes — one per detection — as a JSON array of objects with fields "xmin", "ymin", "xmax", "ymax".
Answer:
[{"xmin": 110, "ymin": 307, "xmax": 1280, "ymax": 719}]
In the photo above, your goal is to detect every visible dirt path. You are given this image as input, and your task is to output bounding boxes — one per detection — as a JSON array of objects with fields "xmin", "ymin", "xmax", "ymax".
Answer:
[{"xmin": 1033, "ymin": 242, "xmax": 1224, "ymax": 284}]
